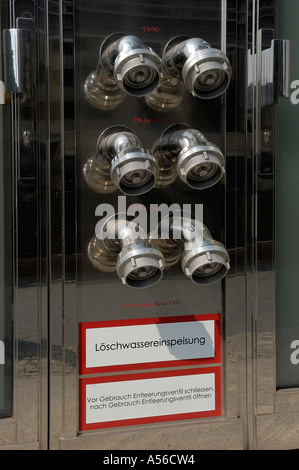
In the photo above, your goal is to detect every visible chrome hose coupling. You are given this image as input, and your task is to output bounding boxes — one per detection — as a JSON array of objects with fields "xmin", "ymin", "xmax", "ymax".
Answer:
[
  {"xmin": 152, "ymin": 123, "xmax": 225, "ymax": 190},
  {"xmin": 88, "ymin": 216, "xmax": 165, "ymax": 288},
  {"xmin": 162, "ymin": 36, "xmax": 232, "ymax": 99},
  {"xmin": 83, "ymin": 126, "xmax": 158, "ymax": 195},
  {"xmin": 151, "ymin": 216, "xmax": 230, "ymax": 285},
  {"xmin": 84, "ymin": 33, "xmax": 162, "ymax": 109}
]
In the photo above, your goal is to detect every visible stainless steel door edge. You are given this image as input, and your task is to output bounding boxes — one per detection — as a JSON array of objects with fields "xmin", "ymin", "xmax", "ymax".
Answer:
[{"xmin": 0, "ymin": 0, "xmax": 49, "ymax": 449}]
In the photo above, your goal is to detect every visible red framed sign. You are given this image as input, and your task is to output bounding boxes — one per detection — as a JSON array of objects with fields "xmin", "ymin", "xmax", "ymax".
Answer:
[
  {"xmin": 79, "ymin": 367, "xmax": 221, "ymax": 431},
  {"xmin": 79, "ymin": 314, "xmax": 221, "ymax": 374}
]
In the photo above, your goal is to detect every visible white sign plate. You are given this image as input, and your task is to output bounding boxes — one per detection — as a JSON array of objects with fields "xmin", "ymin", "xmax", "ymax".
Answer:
[
  {"xmin": 80, "ymin": 315, "xmax": 220, "ymax": 373},
  {"xmin": 80, "ymin": 367, "xmax": 221, "ymax": 430}
]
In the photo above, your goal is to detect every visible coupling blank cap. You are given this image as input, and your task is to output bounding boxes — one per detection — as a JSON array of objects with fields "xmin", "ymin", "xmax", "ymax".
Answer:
[
  {"xmin": 110, "ymin": 149, "xmax": 158, "ymax": 195},
  {"xmin": 115, "ymin": 51, "xmax": 161, "ymax": 96},
  {"xmin": 183, "ymin": 49, "xmax": 232, "ymax": 99},
  {"xmin": 116, "ymin": 244, "xmax": 165, "ymax": 288},
  {"xmin": 177, "ymin": 143, "xmax": 225, "ymax": 190},
  {"xmin": 181, "ymin": 242, "xmax": 230, "ymax": 285}
]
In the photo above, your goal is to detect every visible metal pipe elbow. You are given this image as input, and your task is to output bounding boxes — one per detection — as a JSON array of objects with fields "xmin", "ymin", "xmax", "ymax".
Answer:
[
  {"xmin": 83, "ymin": 126, "xmax": 158, "ymax": 195},
  {"xmin": 153, "ymin": 124, "xmax": 225, "ymax": 190},
  {"xmin": 163, "ymin": 36, "xmax": 232, "ymax": 99},
  {"xmin": 84, "ymin": 33, "xmax": 162, "ymax": 108},
  {"xmin": 151, "ymin": 217, "xmax": 230, "ymax": 285},
  {"xmin": 88, "ymin": 216, "xmax": 165, "ymax": 288},
  {"xmin": 100, "ymin": 33, "xmax": 162, "ymax": 96}
]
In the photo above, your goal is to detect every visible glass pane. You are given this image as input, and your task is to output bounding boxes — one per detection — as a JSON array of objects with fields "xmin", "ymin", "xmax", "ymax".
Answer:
[
  {"xmin": 276, "ymin": 0, "xmax": 299, "ymax": 388},
  {"xmin": 0, "ymin": 1, "xmax": 12, "ymax": 418}
]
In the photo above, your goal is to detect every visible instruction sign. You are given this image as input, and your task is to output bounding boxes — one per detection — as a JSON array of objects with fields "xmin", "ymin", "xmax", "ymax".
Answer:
[
  {"xmin": 79, "ymin": 314, "xmax": 221, "ymax": 374},
  {"xmin": 79, "ymin": 367, "xmax": 221, "ymax": 430}
]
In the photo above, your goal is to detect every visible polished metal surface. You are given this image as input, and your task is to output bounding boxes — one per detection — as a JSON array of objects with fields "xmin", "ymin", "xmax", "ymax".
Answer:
[
  {"xmin": 3, "ymin": 19, "xmax": 33, "ymax": 98},
  {"xmin": 248, "ymin": 28, "xmax": 290, "ymax": 108},
  {"xmin": 245, "ymin": 0, "xmax": 299, "ymax": 450},
  {"xmin": 0, "ymin": 0, "xmax": 48, "ymax": 450},
  {"xmin": 274, "ymin": 38, "xmax": 290, "ymax": 99},
  {"xmin": 84, "ymin": 68, "xmax": 126, "ymax": 111},
  {"xmin": 145, "ymin": 72, "xmax": 184, "ymax": 112}
]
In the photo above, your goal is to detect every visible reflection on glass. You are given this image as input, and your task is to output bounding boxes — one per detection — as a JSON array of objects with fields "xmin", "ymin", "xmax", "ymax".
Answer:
[
  {"xmin": 0, "ymin": 2, "xmax": 12, "ymax": 418},
  {"xmin": 0, "ymin": 92, "xmax": 12, "ymax": 419},
  {"xmin": 276, "ymin": 0, "xmax": 299, "ymax": 388}
]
